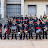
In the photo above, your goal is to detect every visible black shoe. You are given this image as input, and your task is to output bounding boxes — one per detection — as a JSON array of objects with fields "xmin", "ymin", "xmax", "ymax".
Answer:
[
  {"xmin": 36, "ymin": 38, "xmax": 38, "ymax": 40},
  {"xmin": 46, "ymin": 38, "xmax": 47, "ymax": 39},
  {"xmin": 8, "ymin": 38, "xmax": 9, "ymax": 40},
  {"xmin": 29, "ymin": 37, "xmax": 30, "ymax": 39},
  {"xmin": 15, "ymin": 38, "xmax": 17, "ymax": 40},
  {"xmin": 32, "ymin": 37, "xmax": 33, "ymax": 39}
]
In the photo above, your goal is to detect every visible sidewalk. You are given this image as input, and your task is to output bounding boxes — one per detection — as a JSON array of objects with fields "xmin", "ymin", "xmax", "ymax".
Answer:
[{"xmin": 0, "ymin": 39, "xmax": 48, "ymax": 48}]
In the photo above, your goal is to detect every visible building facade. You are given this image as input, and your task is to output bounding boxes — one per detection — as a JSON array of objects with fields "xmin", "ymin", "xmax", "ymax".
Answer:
[{"xmin": 0, "ymin": 0, "xmax": 48, "ymax": 18}]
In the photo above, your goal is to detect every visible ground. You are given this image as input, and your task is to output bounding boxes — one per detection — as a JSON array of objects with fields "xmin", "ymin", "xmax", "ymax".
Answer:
[{"xmin": 0, "ymin": 38, "xmax": 48, "ymax": 48}]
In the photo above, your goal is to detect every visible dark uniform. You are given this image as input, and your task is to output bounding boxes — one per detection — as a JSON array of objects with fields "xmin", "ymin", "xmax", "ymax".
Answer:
[
  {"xmin": 35, "ymin": 24, "xmax": 42, "ymax": 39},
  {"xmin": 16, "ymin": 17, "xmax": 20, "ymax": 24},
  {"xmin": 8, "ymin": 19, "xmax": 12, "ymax": 34},
  {"xmin": 27, "ymin": 18, "xmax": 32, "ymax": 25},
  {"xmin": 24, "ymin": 16, "xmax": 28, "ymax": 24},
  {"xmin": 23, "ymin": 24, "xmax": 28, "ymax": 40},
  {"xmin": 12, "ymin": 16, "xmax": 16, "ymax": 21},
  {"xmin": 20, "ymin": 16, "xmax": 23, "ymax": 24},
  {"xmin": 11, "ymin": 23, "xmax": 17, "ymax": 39},
  {"xmin": 19, "ymin": 24, "xmax": 23, "ymax": 40},
  {"xmin": 33, "ymin": 19, "xmax": 37, "ymax": 24},
  {"xmin": 4, "ymin": 23, "xmax": 9, "ymax": 39},
  {"xmin": 46, "ymin": 22, "xmax": 48, "ymax": 28},
  {"xmin": 0, "ymin": 23, "xmax": 2, "ymax": 39},
  {"xmin": 28, "ymin": 22, "xmax": 34, "ymax": 39},
  {"xmin": 33, "ymin": 19, "xmax": 37, "ymax": 34},
  {"xmin": 42, "ymin": 22, "xmax": 47, "ymax": 39}
]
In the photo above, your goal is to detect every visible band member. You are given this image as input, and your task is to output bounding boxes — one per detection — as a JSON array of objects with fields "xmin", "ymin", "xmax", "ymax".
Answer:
[
  {"xmin": 30, "ymin": 15, "xmax": 34, "ymax": 20},
  {"xmin": 33, "ymin": 17, "xmax": 37, "ymax": 24},
  {"xmin": 44, "ymin": 26, "xmax": 47, "ymax": 39},
  {"xmin": 16, "ymin": 14, "xmax": 20, "ymax": 24},
  {"xmin": 8, "ymin": 18, "xmax": 12, "ymax": 34},
  {"xmin": 24, "ymin": 15, "xmax": 28, "ymax": 24},
  {"xmin": 19, "ymin": 24, "xmax": 23, "ymax": 40},
  {"xmin": 42, "ymin": 21, "xmax": 47, "ymax": 39},
  {"xmin": 46, "ymin": 19, "xmax": 48, "ymax": 30},
  {"xmin": 7, "ymin": 16, "xmax": 10, "ymax": 20},
  {"xmin": 39, "ymin": 15, "xmax": 43, "ymax": 25},
  {"xmin": 35, "ymin": 21, "xmax": 42, "ymax": 39},
  {"xmin": 28, "ymin": 21, "xmax": 34, "ymax": 39},
  {"xmin": 39, "ymin": 15, "xmax": 43, "ymax": 20},
  {"xmin": 20, "ymin": 15, "xmax": 23, "ymax": 24},
  {"xmin": 23, "ymin": 24, "xmax": 28, "ymax": 40},
  {"xmin": 33, "ymin": 17, "xmax": 37, "ymax": 34},
  {"xmin": 0, "ymin": 20, "xmax": 2, "ymax": 39},
  {"xmin": 12, "ymin": 14, "xmax": 16, "ymax": 21},
  {"xmin": 27, "ymin": 17, "xmax": 32, "ymax": 25},
  {"xmin": 11, "ymin": 21, "xmax": 17, "ymax": 40},
  {"xmin": 4, "ymin": 21, "xmax": 9, "ymax": 39}
]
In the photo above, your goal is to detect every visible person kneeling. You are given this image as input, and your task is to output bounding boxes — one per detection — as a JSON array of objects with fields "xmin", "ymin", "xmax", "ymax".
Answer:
[{"xmin": 4, "ymin": 21, "xmax": 9, "ymax": 40}]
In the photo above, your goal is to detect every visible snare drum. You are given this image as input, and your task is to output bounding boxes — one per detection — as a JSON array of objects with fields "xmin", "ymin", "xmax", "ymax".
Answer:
[
  {"xmin": 36, "ymin": 29, "xmax": 41, "ymax": 33},
  {"xmin": 36, "ymin": 29, "xmax": 42, "ymax": 35}
]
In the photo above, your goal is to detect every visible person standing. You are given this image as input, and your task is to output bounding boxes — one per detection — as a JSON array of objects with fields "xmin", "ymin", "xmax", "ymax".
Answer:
[
  {"xmin": 0, "ymin": 20, "xmax": 2, "ymax": 40},
  {"xmin": 4, "ymin": 21, "xmax": 9, "ymax": 39},
  {"xmin": 35, "ymin": 21, "xmax": 42, "ymax": 39}
]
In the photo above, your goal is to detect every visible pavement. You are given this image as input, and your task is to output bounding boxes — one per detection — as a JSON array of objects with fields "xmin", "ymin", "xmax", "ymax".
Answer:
[{"xmin": 0, "ymin": 38, "xmax": 48, "ymax": 48}]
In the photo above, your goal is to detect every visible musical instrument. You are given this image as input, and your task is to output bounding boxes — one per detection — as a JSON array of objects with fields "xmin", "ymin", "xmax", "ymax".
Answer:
[
  {"xmin": 36, "ymin": 29, "xmax": 42, "ymax": 35},
  {"xmin": 36, "ymin": 29, "xmax": 41, "ymax": 33}
]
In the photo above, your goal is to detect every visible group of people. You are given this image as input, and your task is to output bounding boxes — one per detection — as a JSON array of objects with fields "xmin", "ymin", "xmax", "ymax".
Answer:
[{"xmin": 0, "ymin": 14, "xmax": 48, "ymax": 40}]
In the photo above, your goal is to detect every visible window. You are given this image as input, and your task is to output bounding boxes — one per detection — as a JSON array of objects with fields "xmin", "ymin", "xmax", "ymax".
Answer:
[
  {"xmin": 28, "ymin": 5, "xmax": 36, "ymax": 16},
  {"xmin": 46, "ymin": 5, "xmax": 48, "ymax": 16},
  {"xmin": 7, "ymin": 4, "xmax": 21, "ymax": 17},
  {"xmin": 0, "ymin": 3, "xmax": 1, "ymax": 14}
]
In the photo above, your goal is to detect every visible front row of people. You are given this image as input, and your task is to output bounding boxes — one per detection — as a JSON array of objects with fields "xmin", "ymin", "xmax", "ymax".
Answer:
[{"xmin": 0, "ymin": 20, "xmax": 48, "ymax": 40}]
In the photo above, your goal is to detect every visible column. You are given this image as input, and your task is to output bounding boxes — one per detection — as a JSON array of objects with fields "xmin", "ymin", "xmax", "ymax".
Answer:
[
  {"xmin": 21, "ymin": 0, "xmax": 24, "ymax": 17},
  {"xmin": 1, "ymin": 0, "xmax": 4, "ymax": 18}
]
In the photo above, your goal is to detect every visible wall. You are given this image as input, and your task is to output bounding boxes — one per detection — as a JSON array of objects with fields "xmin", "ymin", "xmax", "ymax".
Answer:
[{"xmin": 24, "ymin": 1, "xmax": 48, "ymax": 18}]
